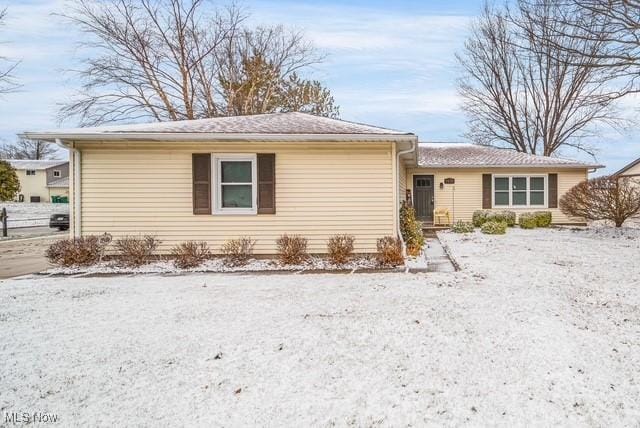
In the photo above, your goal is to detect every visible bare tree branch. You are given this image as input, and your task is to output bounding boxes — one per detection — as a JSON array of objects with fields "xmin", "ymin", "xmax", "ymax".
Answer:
[
  {"xmin": 58, "ymin": 0, "xmax": 338, "ymax": 126},
  {"xmin": 457, "ymin": 1, "xmax": 621, "ymax": 157}
]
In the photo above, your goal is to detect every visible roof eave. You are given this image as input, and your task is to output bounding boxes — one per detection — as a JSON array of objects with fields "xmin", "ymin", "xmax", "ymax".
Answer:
[
  {"xmin": 614, "ymin": 157, "xmax": 640, "ymax": 176},
  {"xmin": 417, "ymin": 163, "xmax": 605, "ymax": 169},
  {"xmin": 20, "ymin": 132, "xmax": 417, "ymax": 144}
]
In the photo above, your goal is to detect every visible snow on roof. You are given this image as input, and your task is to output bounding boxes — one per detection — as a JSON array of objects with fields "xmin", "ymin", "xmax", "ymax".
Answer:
[
  {"xmin": 22, "ymin": 112, "xmax": 414, "ymax": 140},
  {"xmin": 418, "ymin": 143, "xmax": 603, "ymax": 169},
  {"xmin": 3, "ymin": 159, "xmax": 68, "ymax": 170},
  {"xmin": 47, "ymin": 177, "xmax": 69, "ymax": 188}
]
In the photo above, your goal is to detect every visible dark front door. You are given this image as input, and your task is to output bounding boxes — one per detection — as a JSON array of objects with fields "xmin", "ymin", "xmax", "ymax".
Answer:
[{"xmin": 413, "ymin": 175, "xmax": 434, "ymax": 222}]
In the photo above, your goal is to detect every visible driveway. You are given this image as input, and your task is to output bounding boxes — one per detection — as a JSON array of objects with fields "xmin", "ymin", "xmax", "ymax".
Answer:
[{"xmin": 0, "ymin": 233, "xmax": 63, "ymax": 279}]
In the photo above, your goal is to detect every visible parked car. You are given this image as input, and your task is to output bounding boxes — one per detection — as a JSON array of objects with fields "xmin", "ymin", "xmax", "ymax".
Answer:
[{"xmin": 49, "ymin": 213, "xmax": 69, "ymax": 231}]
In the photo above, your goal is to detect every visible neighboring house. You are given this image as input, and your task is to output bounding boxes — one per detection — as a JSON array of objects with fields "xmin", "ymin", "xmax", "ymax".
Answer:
[
  {"xmin": 4, "ymin": 160, "xmax": 70, "ymax": 203},
  {"xmin": 22, "ymin": 113, "xmax": 601, "ymax": 254},
  {"xmin": 615, "ymin": 157, "xmax": 640, "ymax": 182}
]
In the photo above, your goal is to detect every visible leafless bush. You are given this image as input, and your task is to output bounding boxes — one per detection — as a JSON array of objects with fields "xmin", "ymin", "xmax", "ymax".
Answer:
[
  {"xmin": 327, "ymin": 234, "xmax": 355, "ymax": 265},
  {"xmin": 560, "ymin": 176, "xmax": 640, "ymax": 227},
  {"xmin": 276, "ymin": 234, "xmax": 308, "ymax": 265},
  {"xmin": 220, "ymin": 237, "xmax": 256, "ymax": 266},
  {"xmin": 46, "ymin": 235, "xmax": 107, "ymax": 267},
  {"xmin": 114, "ymin": 235, "xmax": 160, "ymax": 267},
  {"xmin": 376, "ymin": 236, "xmax": 404, "ymax": 267},
  {"xmin": 171, "ymin": 241, "xmax": 211, "ymax": 269}
]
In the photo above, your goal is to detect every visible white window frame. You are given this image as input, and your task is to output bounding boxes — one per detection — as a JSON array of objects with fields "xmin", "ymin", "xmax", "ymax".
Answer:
[
  {"xmin": 212, "ymin": 154, "xmax": 257, "ymax": 215},
  {"xmin": 26, "ymin": 170, "xmax": 36, "ymax": 176},
  {"xmin": 53, "ymin": 170, "xmax": 61, "ymax": 177},
  {"xmin": 492, "ymin": 174, "xmax": 548, "ymax": 208}
]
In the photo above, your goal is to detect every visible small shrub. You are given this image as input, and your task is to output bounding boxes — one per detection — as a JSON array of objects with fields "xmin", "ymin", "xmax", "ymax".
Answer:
[
  {"xmin": 376, "ymin": 236, "xmax": 404, "ymax": 267},
  {"xmin": 472, "ymin": 210, "xmax": 488, "ymax": 227},
  {"xmin": 399, "ymin": 201, "xmax": 425, "ymax": 256},
  {"xmin": 114, "ymin": 235, "xmax": 159, "ymax": 267},
  {"xmin": 518, "ymin": 213, "xmax": 538, "ymax": 229},
  {"xmin": 487, "ymin": 210, "xmax": 516, "ymax": 226},
  {"xmin": 45, "ymin": 235, "xmax": 108, "ymax": 267},
  {"xmin": 451, "ymin": 220, "xmax": 475, "ymax": 233},
  {"xmin": 481, "ymin": 220, "xmax": 507, "ymax": 235},
  {"xmin": 171, "ymin": 241, "xmax": 211, "ymax": 269},
  {"xmin": 534, "ymin": 211, "xmax": 552, "ymax": 227},
  {"xmin": 473, "ymin": 210, "xmax": 516, "ymax": 227},
  {"xmin": 560, "ymin": 175, "xmax": 640, "ymax": 227},
  {"xmin": 327, "ymin": 234, "xmax": 355, "ymax": 265},
  {"xmin": 221, "ymin": 237, "xmax": 256, "ymax": 266},
  {"xmin": 276, "ymin": 234, "xmax": 308, "ymax": 265}
]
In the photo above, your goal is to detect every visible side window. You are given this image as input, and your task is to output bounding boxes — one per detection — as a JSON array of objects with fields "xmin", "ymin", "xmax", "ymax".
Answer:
[
  {"xmin": 53, "ymin": 170, "xmax": 61, "ymax": 177},
  {"xmin": 494, "ymin": 177, "xmax": 509, "ymax": 206}
]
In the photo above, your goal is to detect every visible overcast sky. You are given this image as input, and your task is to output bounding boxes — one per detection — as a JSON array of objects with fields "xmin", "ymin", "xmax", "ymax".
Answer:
[{"xmin": 0, "ymin": 0, "xmax": 638, "ymax": 173}]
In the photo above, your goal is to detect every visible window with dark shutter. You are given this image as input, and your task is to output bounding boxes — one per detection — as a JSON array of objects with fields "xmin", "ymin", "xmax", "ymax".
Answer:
[
  {"xmin": 192, "ymin": 153, "xmax": 211, "ymax": 215},
  {"xmin": 482, "ymin": 174, "xmax": 492, "ymax": 209},
  {"xmin": 257, "ymin": 154, "xmax": 276, "ymax": 214},
  {"xmin": 548, "ymin": 173, "xmax": 558, "ymax": 208}
]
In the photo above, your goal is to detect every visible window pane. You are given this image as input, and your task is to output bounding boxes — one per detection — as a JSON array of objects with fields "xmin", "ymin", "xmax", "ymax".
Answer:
[
  {"xmin": 222, "ymin": 185, "xmax": 252, "ymax": 208},
  {"xmin": 531, "ymin": 177, "xmax": 544, "ymax": 191},
  {"xmin": 495, "ymin": 192, "xmax": 509, "ymax": 206},
  {"xmin": 495, "ymin": 177, "xmax": 509, "ymax": 191},
  {"xmin": 512, "ymin": 177, "xmax": 527, "ymax": 191},
  {"xmin": 513, "ymin": 191, "xmax": 527, "ymax": 205},
  {"xmin": 221, "ymin": 161, "xmax": 252, "ymax": 183},
  {"xmin": 530, "ymin": 191, "xmax": 545, "ymax": 205}
]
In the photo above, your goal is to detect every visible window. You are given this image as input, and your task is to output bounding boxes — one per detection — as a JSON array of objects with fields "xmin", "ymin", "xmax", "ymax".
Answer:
[
  {"xmin": 493, "ymin": 175, "xmax": 547, "ymax": 208},
  {"xmin": 26, "ymin": 170, "xmax": 36, "ymax": 176},
  {"xmin": 53, "ymin": 170, "xmax": 61, "ymax": 177},
  {"xmin": 213, "ymin": 155, "xmax": 257, "ymax": 214}
]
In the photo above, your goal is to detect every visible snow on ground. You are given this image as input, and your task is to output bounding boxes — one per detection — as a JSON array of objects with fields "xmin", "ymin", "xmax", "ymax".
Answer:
[
  {"xmin": 46, "ymin": 256, "xmax": 382, "ymax": 275},
  {"xmin": 1, "ymin": 226, "xmax": 639, "ymax": 426},
  {"xmin": 0, "ymin": 203, "xmax": 68, "ymax": 228}
]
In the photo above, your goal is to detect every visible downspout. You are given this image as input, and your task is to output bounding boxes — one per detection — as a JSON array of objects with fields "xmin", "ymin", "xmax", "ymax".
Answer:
[
  {"xmin": 56, "ymin": 138, "xmax": 81, "ymax": 238},
  {"xmin": 396, "ymin": 139, "xmax": 417, "ymax": 268}
]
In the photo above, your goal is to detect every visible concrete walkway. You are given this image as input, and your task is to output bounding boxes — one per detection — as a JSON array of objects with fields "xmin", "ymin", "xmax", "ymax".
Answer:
[
  {"xmin": 0, "ymin": 235, "xmax": 62, "ymax": 279},
  {"xmin": 423, "ymin": 236, "xmax": 457, "ymax": 273}
]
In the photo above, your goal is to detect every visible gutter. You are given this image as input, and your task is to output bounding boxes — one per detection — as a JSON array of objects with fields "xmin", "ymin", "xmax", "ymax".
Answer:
[
  {"xmin": 20, "ymin": 132, "xmax": 417, "ymax": 144},
  {"xmin": 395, "ymin": 139, "xmax": 417, "ymax": 270},
  {"xmin": 56, "ymin": 138, "xmax": 81, "ymax": 238}
]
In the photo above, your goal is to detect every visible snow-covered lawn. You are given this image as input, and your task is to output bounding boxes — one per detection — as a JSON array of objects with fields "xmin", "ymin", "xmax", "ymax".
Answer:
[
  {"xmin": 1, "ymin": 226, "xmax": 639, "ymax": 426},
  {"xmin": 0, "ymin": 202, "xmax": 68, "ymax": 228}
]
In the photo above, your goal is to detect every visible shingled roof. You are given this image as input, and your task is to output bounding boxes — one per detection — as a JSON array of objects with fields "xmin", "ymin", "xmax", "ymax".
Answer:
[
  {"xmin": 417, "ymin": 143, "xmax": 603, "ymax": 169},
  {"xmin": 4, "ymin": 159, "xmax": 67, "ymax": 170},
  {"xmin": 22, "ymin": 112, "xmax": 416, "ymax": 142}
]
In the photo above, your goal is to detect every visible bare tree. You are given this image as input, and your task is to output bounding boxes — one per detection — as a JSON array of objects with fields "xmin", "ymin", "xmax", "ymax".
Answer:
[
  {"xmin": 0, "ymin": 139, "xmax": 58, "ymax": 160},
  {"xmin": 532, "ymin": 0, "xmax": 640, "ymax": 97},
  {"xmin": 60, "ymin": 0, "xmax": 338, "ymax": 126},
  {"xmin": 560, "ymin": 175, "xmax": 640, "ymax": 227},
  {"xmin": 0, "ymin": 8, "xmax": 19, "ymax": 95},
  {"xmin": 457, "ymin": 1, "xmax": 620, "ymax": 156}
]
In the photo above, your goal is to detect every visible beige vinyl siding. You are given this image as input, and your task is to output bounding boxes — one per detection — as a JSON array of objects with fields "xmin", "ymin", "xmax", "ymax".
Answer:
[
  {"xmin": 406, "ymin": 167, "xmax": 588, "ymax": 224},
  {"xmin": 78, "ymin": 142, "xmax": 395, "ymax": 254},
  {"xmin": 621, "ymin": 162, "xmax": 640, "ymax": 191},
  {"xmin": 621, "ymin": 162, "xmax": 640, "ymax": 177},
  {"xmin": 14, "ymin": 169, "xmax": 48, "ymax": 202},
  {"xmin": 399, "ymin": 161, "xmax": 407, "ymax": 200}
]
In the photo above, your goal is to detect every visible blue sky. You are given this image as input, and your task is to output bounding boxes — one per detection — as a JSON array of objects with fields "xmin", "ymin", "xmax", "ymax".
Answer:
[{"xmin": 0, "ymin": 0, "xmax": 638, "ymax": 173}]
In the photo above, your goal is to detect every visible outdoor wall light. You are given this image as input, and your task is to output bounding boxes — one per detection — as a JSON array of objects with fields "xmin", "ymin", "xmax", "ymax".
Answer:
[{"xmin": 439, "ymin": 182, "xmax": 444, "ymax": 189}]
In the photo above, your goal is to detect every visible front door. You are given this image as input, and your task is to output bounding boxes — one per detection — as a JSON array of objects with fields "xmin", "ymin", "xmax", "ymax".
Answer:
[{"xmin": 413, "ymin": 175, "xmax": 434, "ymax": 222}]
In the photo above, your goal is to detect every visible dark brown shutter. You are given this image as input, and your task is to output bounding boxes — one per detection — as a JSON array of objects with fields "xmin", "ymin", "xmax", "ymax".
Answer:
[
  {"xmin": 257, "ymin": 154, "xmax": 276, "ymax": 214},
  {"xmin": 482, "ymin": 174, "xmax": 492, "ymax": 209},
  {"xmin": 548, "ymin": 173, "xmax": 558, "ymax": 208},
  {"xmin": 192, "ymin": 154, "xmax": 211, "ymax": 215}
]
